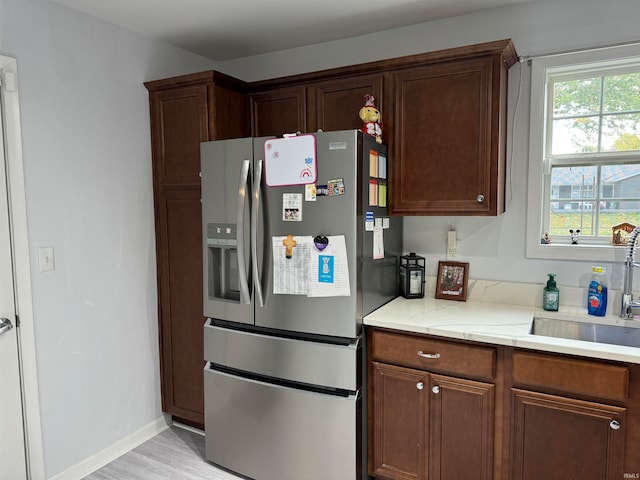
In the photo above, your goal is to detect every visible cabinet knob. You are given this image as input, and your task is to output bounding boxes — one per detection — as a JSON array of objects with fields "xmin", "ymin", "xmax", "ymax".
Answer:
[
  {"xmin": 416, "ymin": 382, "xmax": 424, "ymax": 390},
  {"xmin": 476, "ymin": 194, "xmax": 485, "ymax": 203},
  {"xmin": 432, "ymin": 386, "xmax": 440, "ymax": 394},
  {"xmin": 610, "ymin": 420, "xmax": 621, "ymax": 430}
]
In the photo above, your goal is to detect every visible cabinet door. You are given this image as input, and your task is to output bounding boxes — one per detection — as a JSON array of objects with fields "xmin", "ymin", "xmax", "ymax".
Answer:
[
  {"xmin": 250, "ymin": 85, "xmax": 306, "ymax": 136},
  {"xmin": 391, "ymin": 56, "xmax": 503, "ymax": 215},
  {"xmin": 371, "ymin": 362, "xmax": 429, "ymax": 480},
  {"xmin": 310, "ymin": 74, "xmax": 383, "ymax": 133},
  {"xmin": 511, "ymin": 389, "xmax": 626, "ymax": 480},
  {"xmin": 149, "ymin": 84, "xmax": 210, "ymax": 185},
  {"xmin": 155, "ymin": 187, "xmax": 205, "ymax": 424},
  {"xmin": 429, "ymin": 374, "xmax": 494, "ymax": 480}
]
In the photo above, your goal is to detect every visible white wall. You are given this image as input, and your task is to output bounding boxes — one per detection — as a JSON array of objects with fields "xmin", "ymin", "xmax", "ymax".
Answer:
[
  {"xmin": 1, "ymin": 0, "xmax": 638, "ymax": 477},
  {"xmin": 218, "ymin": 0, "xmax": 640, "ymax": 291},
  {"xmin": 0, "ymin": 0, "xmax": 216, "ymax": 477}
]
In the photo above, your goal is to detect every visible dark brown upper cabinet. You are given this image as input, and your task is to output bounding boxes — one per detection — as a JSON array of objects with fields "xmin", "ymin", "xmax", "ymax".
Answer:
[
  {"xmin": 309, "ymin": 74, "xmax": 384, "ymax": 133},
  {"xmin": 390, "ymin": 40, "xmax": 517, "ymax": 216},
  {"xmin": 250, "ymin": 85, "xmax": 307, "ymax": 137}
]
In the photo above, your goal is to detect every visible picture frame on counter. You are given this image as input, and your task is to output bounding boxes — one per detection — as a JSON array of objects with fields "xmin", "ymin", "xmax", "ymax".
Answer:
[{"xmin": 435, "ymin": 261, "xmax": 469, "ymax": 302}]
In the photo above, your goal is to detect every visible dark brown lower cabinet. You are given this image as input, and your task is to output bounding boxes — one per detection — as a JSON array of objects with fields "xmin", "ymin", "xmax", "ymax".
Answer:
[
  {"xmin": 155, "ymin": 187, "xmax": 205, "ymax": 424},
  {"xmin": 510, "ymin": 389, "xmax": 625, "ymax": 480},
  {"xmin": 429, "ymin": 374, "xmax": 494, "ymax": 480},
  {"xmin": 371, "ymin": 362, "xmax": 494, "ymax": 480},
  {"xmin": 372, "ymin": 362, "xmax": 428, "ymax": 480}
]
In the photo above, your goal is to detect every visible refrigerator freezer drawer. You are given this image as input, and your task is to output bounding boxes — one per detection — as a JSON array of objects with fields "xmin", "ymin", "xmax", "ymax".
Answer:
[
  {"xmin": 205, "ymin": 366, "xmax": 361, "ymax": 480},
  {"xmin": 204, "ymin": 322, "xmax": 359, "ymax": 391}
]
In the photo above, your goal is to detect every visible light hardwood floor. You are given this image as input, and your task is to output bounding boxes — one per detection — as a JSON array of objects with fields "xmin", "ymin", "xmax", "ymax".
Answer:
[{"xmin": 83, "ymin": 426, "xmax": 244, "ymax": 480}]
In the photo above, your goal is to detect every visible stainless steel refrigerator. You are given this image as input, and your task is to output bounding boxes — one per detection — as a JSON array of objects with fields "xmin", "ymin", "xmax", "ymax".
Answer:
[{"xmin": 201, "ymin": 129, "xmax": 402, "ymax": 480}]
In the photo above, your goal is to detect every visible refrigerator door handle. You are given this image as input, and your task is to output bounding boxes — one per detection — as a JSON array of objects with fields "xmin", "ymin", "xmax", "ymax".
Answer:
[
  {"xmin": 251, "ymin": 158, "xmax": 264, "ymax": 307},
  {"xmin": 236, "ymin": 159, "xmax": 251, "ymax": 305}
]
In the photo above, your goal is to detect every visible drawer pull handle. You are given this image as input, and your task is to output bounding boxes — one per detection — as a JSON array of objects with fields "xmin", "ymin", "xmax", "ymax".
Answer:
[
  {"xmin": 610, "ymin": 420, "xmax": 621, "ymax": 430},
  {"xmin": 432, "ymin": 386, "xmax": 440, "ymax": 394},
  {"xmin": 416, "ymin": 382, "xmax": 424, "ymax": 390},
  {"xmin": 418, "ymin": 351, "xmax": 441, "ymax": 359}
]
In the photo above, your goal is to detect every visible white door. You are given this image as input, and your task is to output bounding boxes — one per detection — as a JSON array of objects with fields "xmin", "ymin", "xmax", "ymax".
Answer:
[{"xmin": 0, "ymin": 66, "xmax": 28, "ymax": 480}]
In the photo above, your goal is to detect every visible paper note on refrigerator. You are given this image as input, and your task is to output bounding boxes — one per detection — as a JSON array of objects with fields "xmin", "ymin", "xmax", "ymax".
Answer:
[
  {"xmin": 308, "ymin": 235, "xmax": 351, "ymax": 297},
  {"xmin": 272, "ymin": 236, "xmax": 311, "ymax": 295},
  {"xmin": 373, "ymin": 226, "xmax": 385, "ymax": 259}
]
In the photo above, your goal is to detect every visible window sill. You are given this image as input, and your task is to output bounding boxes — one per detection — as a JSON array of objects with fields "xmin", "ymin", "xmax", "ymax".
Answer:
[{"xmin": 526, "ymin": 242, "xmax": 629, "ymax": 262}]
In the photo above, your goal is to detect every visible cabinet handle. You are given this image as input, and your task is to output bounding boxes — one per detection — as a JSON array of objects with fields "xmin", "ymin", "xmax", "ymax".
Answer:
[
  {"xmin": 416, "ymin": 382, "xmax": 424, "ymax": 390},
  {"xmin": 610, "ymin": 420, "xmax": 621, "ymax": 430},
  {"xmin": 417, "ymin": 351, "xmax": 441, "ymax": 359},
  {"xmin": 432, "ymin": 386, "xmax": 440, "ymax": 394},
  {"xmin": 477, "ymin": 194, "xmax": 485, "ymax": 203}
]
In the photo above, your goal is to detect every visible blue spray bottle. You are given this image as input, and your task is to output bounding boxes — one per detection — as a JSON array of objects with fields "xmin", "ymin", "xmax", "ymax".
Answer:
[{"xmin": 587, "ymin": 266, "xmax": 607, "ymax": 316}]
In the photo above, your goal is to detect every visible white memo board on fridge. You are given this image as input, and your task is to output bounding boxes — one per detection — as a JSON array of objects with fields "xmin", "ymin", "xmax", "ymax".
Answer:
[{"xmin": 264, "ymin": 134, "xmax": 317, "ymax": 186}]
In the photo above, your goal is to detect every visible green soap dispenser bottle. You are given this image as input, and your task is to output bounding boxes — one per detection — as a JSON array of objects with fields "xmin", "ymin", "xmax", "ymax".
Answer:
[{"xmin": 543, "ymin": 273, "xmax": 559, "ymax": 311}]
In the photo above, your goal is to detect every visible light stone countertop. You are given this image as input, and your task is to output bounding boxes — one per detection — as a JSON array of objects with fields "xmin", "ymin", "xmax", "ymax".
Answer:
[{"xmin": 363, "ymin": 278, "xmax": 640, "ymax": 365}]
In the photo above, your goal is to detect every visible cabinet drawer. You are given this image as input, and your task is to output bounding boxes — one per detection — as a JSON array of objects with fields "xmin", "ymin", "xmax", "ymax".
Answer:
[
  {"xmin": 512, "ymin": 351, "xmax": 629, "ymax": 402},
  {"xmin": 370, "ymin": 330, "xmax": 496, "ymax": 381}
]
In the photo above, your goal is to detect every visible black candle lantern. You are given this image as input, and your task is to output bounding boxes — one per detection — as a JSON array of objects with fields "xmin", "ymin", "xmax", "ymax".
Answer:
[{"xmin": 400, "ymin": 252, "xmax": 425, "ymax": 299}]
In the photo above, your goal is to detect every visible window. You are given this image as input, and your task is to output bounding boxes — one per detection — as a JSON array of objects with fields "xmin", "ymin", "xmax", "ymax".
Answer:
[{"xmin": 527, "ymin": 43, "xmax": 640, "ymax": 261}]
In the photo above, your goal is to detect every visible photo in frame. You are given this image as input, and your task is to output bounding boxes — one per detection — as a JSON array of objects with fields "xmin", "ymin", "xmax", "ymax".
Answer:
[{"xmin": 435, "ymin": 261, "xmax": 469, "ymax": 301}]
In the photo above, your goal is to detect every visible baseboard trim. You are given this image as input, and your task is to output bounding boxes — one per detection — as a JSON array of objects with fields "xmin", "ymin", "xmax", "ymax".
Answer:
[
  {"xmin": 173, "ymin": 421, "xmax": 204, "ymax": 436},
  {"xmin": 48, "ymin": 414, "xmax": 172, "ymax": 480}
]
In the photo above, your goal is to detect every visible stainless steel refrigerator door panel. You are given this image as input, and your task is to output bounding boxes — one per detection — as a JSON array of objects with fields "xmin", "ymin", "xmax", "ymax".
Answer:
[
  {"xmin": 205, "ymin": 366, "xmax": 359, "ymax": 480},
  {"xmin": 204, "ymin": 322, "xmax": 358, "ymax": 390},
  {"xmin": 255, "ymin": 130, "xmax": 361, "ymax": 338},
  {"xmin": 201, "ymin": 139, "xmax": 254, "ymax": 324}
]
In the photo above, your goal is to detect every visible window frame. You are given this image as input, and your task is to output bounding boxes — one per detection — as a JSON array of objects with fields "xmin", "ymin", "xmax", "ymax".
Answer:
[{"xmin": 526, "ymin": 42, "xmax": 640, "ymax": 262}]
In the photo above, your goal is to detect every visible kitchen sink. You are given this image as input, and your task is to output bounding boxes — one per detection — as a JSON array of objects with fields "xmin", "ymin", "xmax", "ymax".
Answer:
[{"xmin": 530, "ymin": 316, "xmax": 640, "ymax": 348}]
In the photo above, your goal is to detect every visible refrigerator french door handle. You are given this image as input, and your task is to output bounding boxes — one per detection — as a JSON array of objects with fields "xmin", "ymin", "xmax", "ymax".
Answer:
[
  {"xmin": 251, "ymin": 158, "xmax": 264, "ymax": 307},
  {"xmin": 236, "ymin": 159, "xmax": 251, "ymax": 305}
]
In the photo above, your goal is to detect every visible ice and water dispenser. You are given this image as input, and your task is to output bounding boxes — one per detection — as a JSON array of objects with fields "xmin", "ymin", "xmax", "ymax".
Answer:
[{"xmin": 206, "ymin": 223, "xmax": 241, "ymax": 302}]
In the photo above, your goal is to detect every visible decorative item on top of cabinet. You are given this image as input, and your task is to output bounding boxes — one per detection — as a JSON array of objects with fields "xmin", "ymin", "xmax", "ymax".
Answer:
[
  {"xmin": 144, "ymin": 70, "xmax": 249, "ymax": 428},
  {"xmin": 390, "ymin": 39, "xmax": 517, "ymax": 216},
  {"xmin": 359, "ymin": 94, "xmax": 383, "ymax": 144}
]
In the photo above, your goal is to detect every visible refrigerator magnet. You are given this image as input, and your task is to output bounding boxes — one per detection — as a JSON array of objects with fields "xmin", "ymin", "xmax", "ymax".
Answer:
[
  {"xmin": 305, "ymin": 184, "xmax": 317, "ymax": 201},
  {"xmin": 318, "ymin": 255, "xmax": 335, "ymax": 283},
  {"xmin": 282, "ymin": 193, "xmax": 303, "ymax": 221},
  {"xmin": 327, "ymin": 178, "xmax": 345, "ymax": 196}
]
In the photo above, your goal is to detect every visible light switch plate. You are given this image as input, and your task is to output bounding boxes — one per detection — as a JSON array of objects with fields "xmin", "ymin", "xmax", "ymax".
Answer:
[{"xmin": 37, "ymin": 246, "xmax": 55, "ymax": 272}]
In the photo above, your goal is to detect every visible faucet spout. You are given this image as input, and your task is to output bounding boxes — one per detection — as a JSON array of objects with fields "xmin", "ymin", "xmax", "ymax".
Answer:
[{"xmin": 621, "ymin": 226, "xmax": 640, "ymax": 318}]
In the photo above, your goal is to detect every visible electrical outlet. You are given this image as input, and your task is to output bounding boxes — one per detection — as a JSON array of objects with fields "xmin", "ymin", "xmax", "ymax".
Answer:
[
  {"xmin": 37, "ymin": 246, "xmax": 55, "ymax": 272},
  {"xmin": 447, "ymin": 230, "xmax": 457, "ymax": 257}
]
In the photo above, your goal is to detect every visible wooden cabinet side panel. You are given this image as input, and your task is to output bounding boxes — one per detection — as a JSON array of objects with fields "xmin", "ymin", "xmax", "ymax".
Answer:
[
  {"xmin": 371, "ymin": 362, "xmax": 429, "ymax": 480},
  {"xmin": 155, "ymin": 188, "xmax": 205, "ymax": 424},
  {"xmin": 150, "ymin": 85, "xmax": 210, "ymax": 185},
  {"xmin": 510, "ymin": 389, "xmax": 625, "ymax": 480},
  {"xmin": 211, "ymin": 84, "xmax": 249, "ymax": 140}
]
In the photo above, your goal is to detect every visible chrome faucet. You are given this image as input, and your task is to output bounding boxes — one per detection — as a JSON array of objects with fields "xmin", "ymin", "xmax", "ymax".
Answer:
[{"xmin": 621, "ymin": 226, "xmax": 640, "ymax": 318}]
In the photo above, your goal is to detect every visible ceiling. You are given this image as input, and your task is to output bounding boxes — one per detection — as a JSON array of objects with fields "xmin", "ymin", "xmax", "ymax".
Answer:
[{"xmin": 45, "ymin": 0, "xmax": 536, "ymax": 61}]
